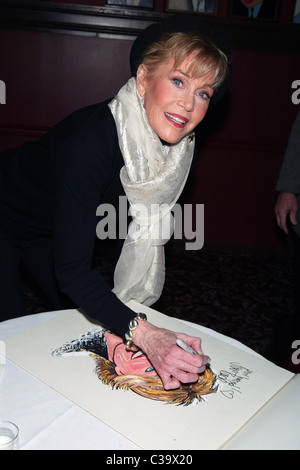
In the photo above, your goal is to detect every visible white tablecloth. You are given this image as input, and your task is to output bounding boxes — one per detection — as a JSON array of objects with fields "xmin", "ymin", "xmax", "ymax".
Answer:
[{"xmin": 1, "ymin": 310, "xmax": 299, "ymax": 450}]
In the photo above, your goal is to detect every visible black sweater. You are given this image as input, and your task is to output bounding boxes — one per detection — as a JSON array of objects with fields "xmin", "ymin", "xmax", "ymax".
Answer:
[{"xmin": 0, "ymin": 101, "xmax": 136, "ymax": 336}]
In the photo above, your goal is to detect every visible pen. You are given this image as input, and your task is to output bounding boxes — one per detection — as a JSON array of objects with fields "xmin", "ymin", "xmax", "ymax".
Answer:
[{"xmin": 176, "ymin": 338, "xmax": 199, "ymax": 355}]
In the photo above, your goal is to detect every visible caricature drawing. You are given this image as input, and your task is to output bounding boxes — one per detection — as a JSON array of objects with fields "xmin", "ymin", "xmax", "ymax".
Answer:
[{"xmin": 53, "ymin": 329, "xmax": 217, "ymax": 406}]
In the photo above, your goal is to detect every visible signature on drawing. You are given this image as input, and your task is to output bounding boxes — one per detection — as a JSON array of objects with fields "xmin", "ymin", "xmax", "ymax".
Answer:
[{"xmin": 217, "ymin": 362, "xmax": 254, "ymax": 399}]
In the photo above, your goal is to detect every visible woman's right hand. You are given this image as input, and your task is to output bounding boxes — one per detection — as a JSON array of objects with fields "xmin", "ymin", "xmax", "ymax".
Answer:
[{"xmin": 131, "ymin": 319, "xmax": 210, "ymax": 390}]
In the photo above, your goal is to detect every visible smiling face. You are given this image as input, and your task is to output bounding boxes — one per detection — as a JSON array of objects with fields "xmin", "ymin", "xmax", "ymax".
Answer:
[
  {"xmin": 136, "ymin": 52, "xmax": 215, "ymax": 144},
  {"xmin": 105, "ymin": 332, "xmax": 157, "ymax": 377}
]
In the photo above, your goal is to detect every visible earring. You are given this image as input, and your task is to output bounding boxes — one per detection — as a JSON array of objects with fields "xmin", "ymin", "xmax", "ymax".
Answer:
[{"xmin": 137, "ymin": 88, "xmax": 145, "ymax": 104}]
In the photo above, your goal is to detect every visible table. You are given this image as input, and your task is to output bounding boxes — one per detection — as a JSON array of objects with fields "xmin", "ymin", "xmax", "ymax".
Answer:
[{"xmin": 1, "ymin": 310, "xmax": 300, "ymax": 450}]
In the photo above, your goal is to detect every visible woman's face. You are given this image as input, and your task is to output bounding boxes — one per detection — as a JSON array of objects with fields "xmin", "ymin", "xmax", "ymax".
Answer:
[
  {"xmin": 105, "ymin": 332, "xmax": 157, "ymax": 377},
  {"xmin": 136, "ymin": 52, "xmax": 215, "ymax": 144}
]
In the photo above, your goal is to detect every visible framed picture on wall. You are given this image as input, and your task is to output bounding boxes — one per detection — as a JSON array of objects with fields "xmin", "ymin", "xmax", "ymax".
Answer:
[
  {"xmin": 229, "ymin": 0, "xmax": 280, "ymax": 21},
  {"xmin": 106, "ymin": 0, "xmax": 154, "ymax": 7},
  {"xmin": 294, "ymin": 0, "xmax": 300, "ymax": 23},
  {"xmin": 166, "ymin": 0, "xmax": 218, "ymax": 15}
]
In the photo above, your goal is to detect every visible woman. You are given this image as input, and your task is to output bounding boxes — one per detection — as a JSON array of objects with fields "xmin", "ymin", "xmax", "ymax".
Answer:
[
  {"xmin": 0, "ymin": 17, "xmax": 231, "ymax": 390},
  {"xmin": 53, "ymin": 327, "xmax": 218, "ymax": 406}
]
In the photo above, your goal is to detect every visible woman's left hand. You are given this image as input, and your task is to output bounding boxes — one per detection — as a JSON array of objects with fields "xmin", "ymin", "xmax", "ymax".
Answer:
[{"xmin": 131, "ymin": 320, "xmax": 210, "ymax": 390}]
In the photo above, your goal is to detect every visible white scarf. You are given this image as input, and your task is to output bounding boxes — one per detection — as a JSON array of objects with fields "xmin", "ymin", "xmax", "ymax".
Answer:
[{"xmin": 109, "ymin": 78, "xmax": 195, "ymax": 306}]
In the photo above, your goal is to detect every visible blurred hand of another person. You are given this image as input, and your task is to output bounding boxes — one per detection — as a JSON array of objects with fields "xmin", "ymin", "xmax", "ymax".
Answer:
[{"xmin": 275, "ymin": 192, "xmax": 298, "ymax": 234}]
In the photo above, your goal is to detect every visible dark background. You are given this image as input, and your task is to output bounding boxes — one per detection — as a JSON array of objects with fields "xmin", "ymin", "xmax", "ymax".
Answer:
[
  {"xmin": 0, "ymin": 0, "xmax": 299, "ymax": 246},
  {"xmin": 0, "ymin": 1, "xmax": 300, "ymax": 365}
]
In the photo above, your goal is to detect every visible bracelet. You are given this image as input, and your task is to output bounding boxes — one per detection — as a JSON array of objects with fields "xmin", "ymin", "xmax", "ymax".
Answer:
[{"xmin": 125, "ymin": 312, "xmax": 147, "ymax": 351}]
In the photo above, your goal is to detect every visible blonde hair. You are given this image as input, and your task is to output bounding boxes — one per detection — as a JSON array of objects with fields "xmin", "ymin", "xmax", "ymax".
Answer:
[
  {"xmin": 141, "ymin": 31, "xmax": 228, "ymax": 91},
  {"xmin": 94, "ymin": 355, "xmax": 218, "ymax": 406}
]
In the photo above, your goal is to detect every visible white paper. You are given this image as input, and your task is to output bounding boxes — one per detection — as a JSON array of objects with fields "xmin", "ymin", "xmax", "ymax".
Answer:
[{"xmin": 4, "ymin": 304, "xmax": 294, "ymax": 450}]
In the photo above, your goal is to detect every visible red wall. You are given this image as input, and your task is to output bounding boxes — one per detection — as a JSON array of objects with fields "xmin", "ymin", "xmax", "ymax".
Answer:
[
  {"xmin": 0, "ymin": 29, "xmax": 132, "ymax": 139},
  {"xmin": 190, "ymin": 49, "xmax": 299, "ymax": 245},
  {"xmin": 0, "ymin": 27, "xmax": 299, "ymax": 245}
]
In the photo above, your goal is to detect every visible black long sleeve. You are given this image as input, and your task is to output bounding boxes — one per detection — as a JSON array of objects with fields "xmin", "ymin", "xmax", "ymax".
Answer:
[{"xmin": 0, "ymin": 102, "xmax": 136, "ymax": 336}]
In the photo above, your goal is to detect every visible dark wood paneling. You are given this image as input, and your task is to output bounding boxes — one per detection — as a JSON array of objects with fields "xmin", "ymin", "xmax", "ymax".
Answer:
[
  {"xmin": 0, "ymin": 3, "xmax": 299, "ymax": 245},
  {"xmin": 0, "ymin": 0, "xmax": 299, "ymax": 53}
]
